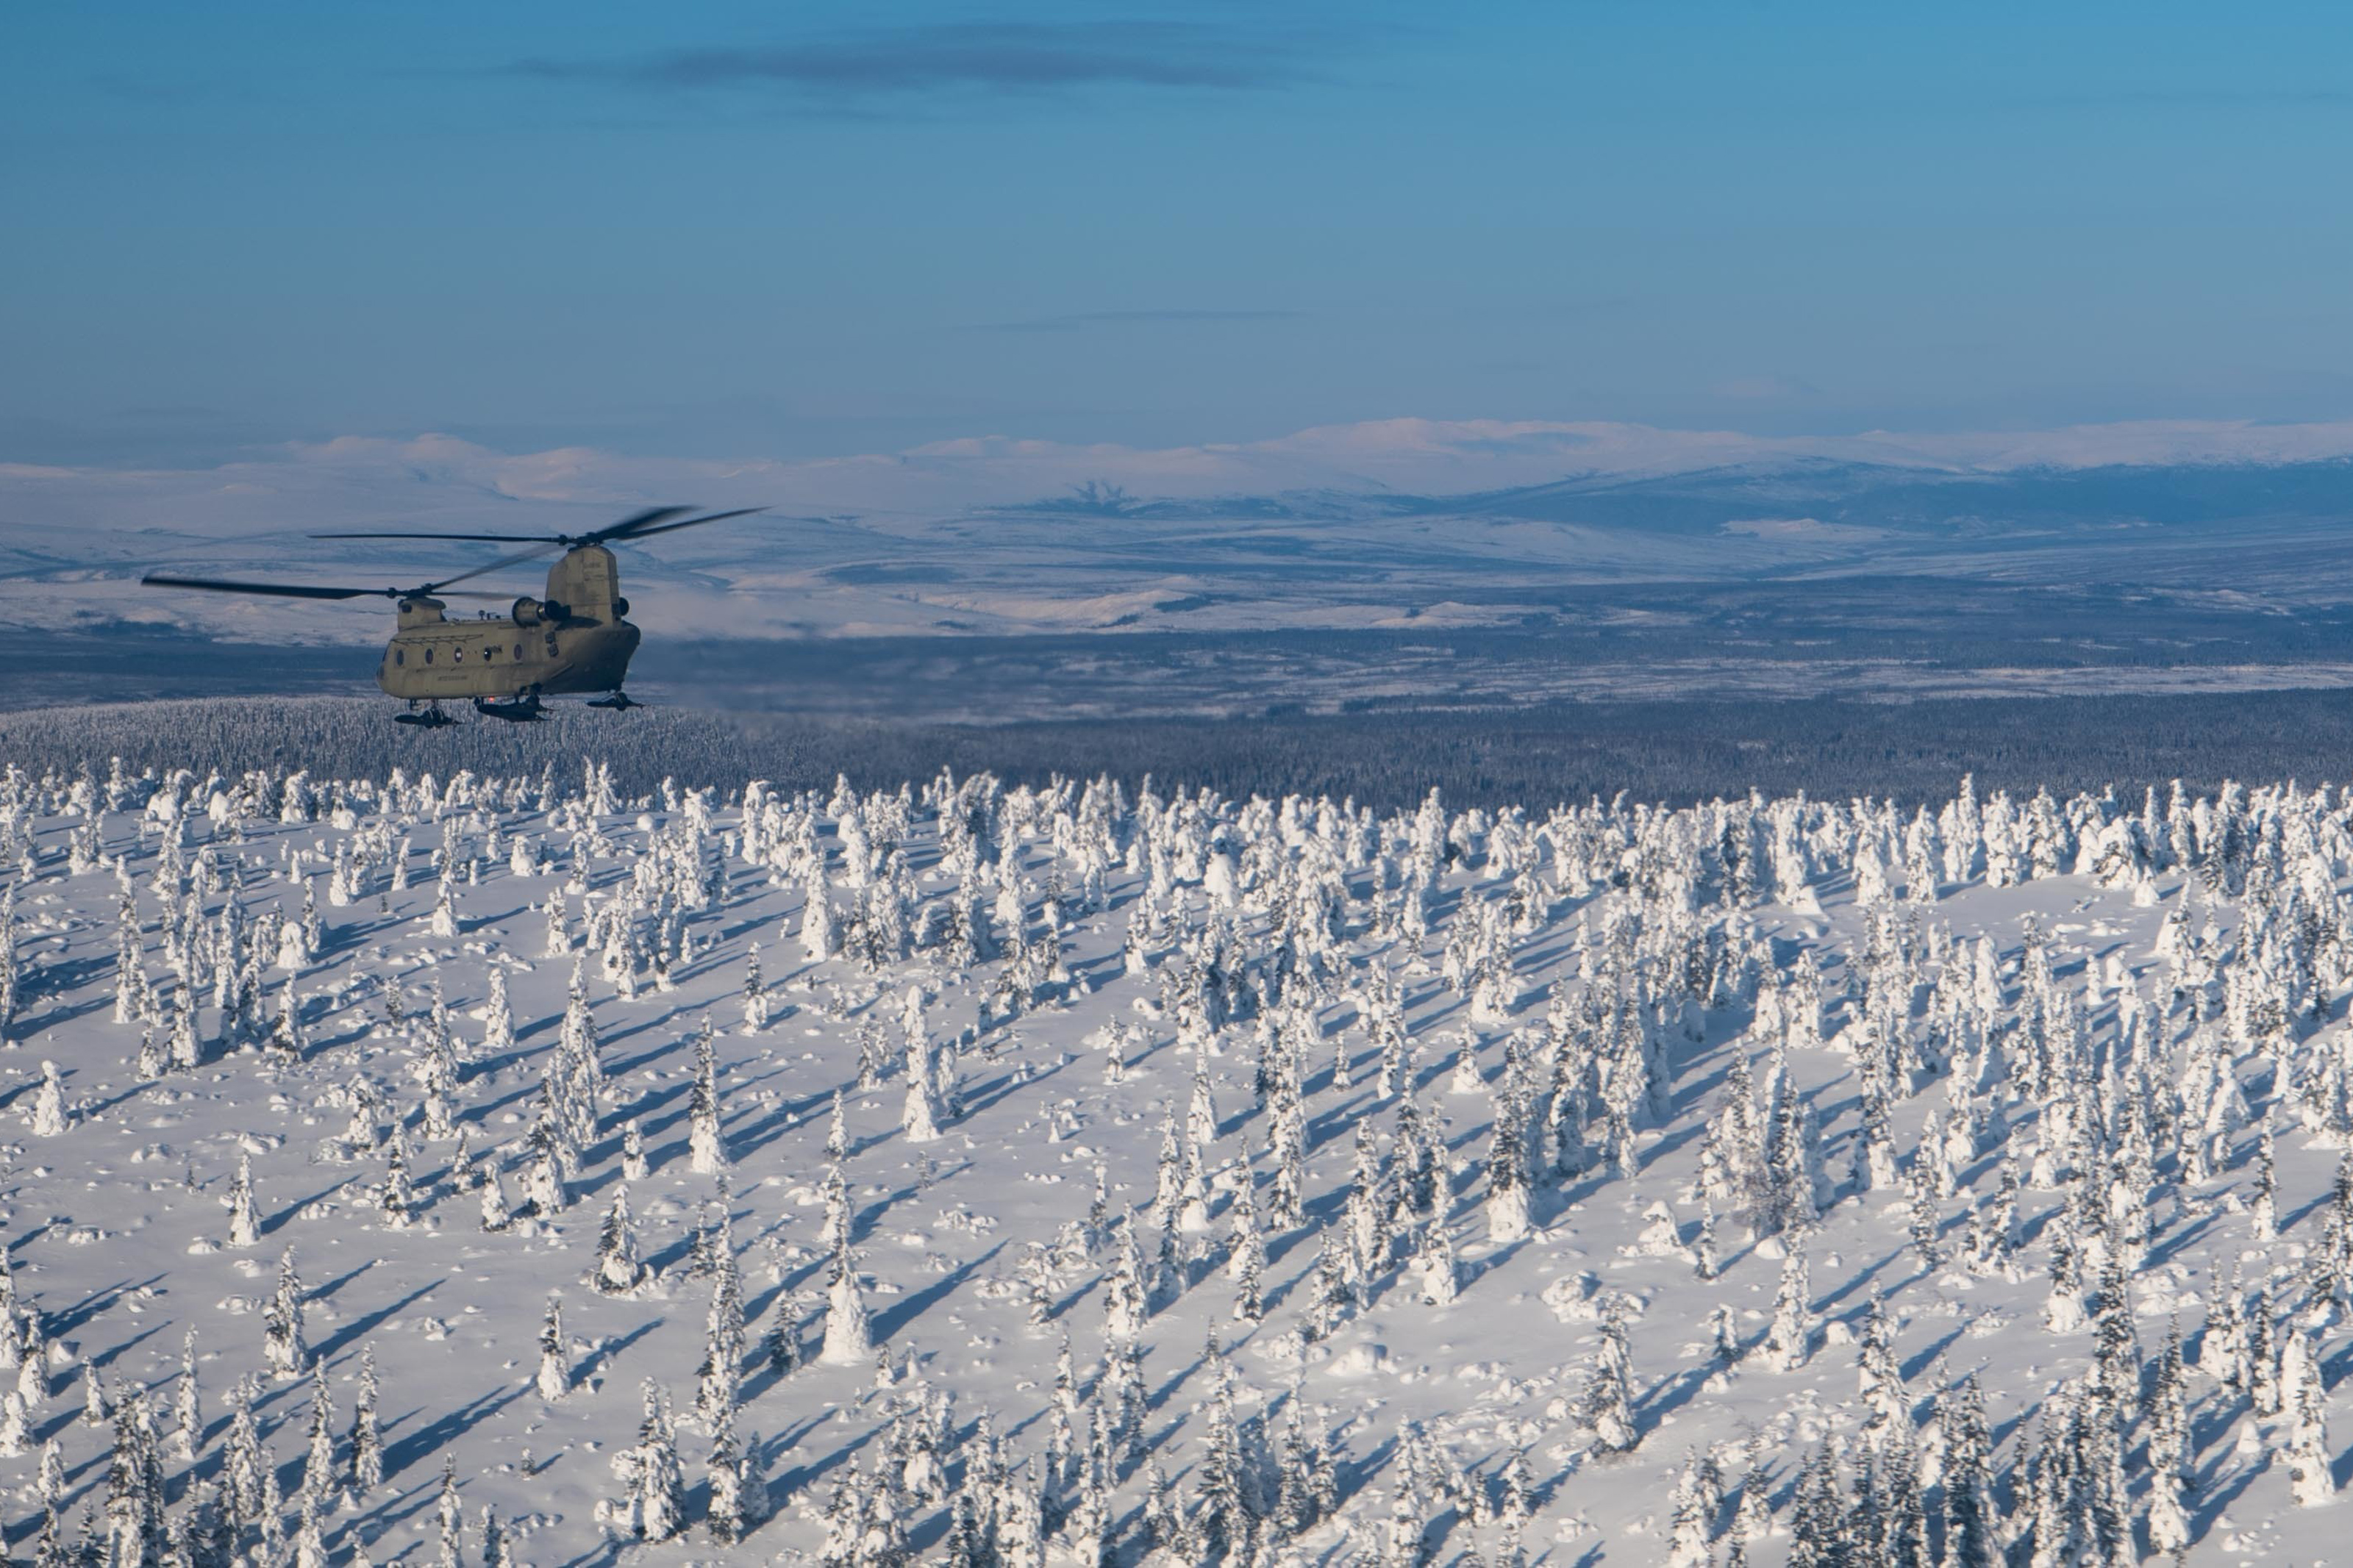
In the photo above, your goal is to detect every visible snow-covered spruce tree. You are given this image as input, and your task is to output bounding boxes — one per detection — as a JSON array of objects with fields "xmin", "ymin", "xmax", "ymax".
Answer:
[
  {"xmin": 221, "ymin": 1375, "xmax": 265, "ymax": 1527},
  {"xmin": 1761, "ymin": 1243, "xmax": 1814, "ymax": 1372},
  {"xmin": 28, "ymin": 1061, "xmax": 68, "ymax": 1136},
  {"xmin": 1418, "ymin": 1211, "xmax": 1462, "ymax": 1309},
  {"xmin": 2310, "ymin": 1150, "xmax": 2353, "ymax": 1311},
  {"xmin": 1649, "ymin": 1448, "xmax": 1716, "ymax": 1568},
  {"xmin": 2144, "ymin": 1319, "xmax": 2193, "ymax": 1557},
  {"xmin": 1485, "ymin": 1076, "xmax": 1533, "ymax": 1244},
  {"xmin": 903, "ymin": 1024, "xmax": 947, "ymax": 1142},
  {"xmin": 1582, "ymin": 1293, "xmax": 1640, "ymax": 1453},
  {"xmin": 535, "ymin": 1296, "xmax": 569, "ymax": 1401},
  {"xmin": 268, "ymin": 977, "xmax": 306, "ymax": 1062},
  {"xmin": 480, "ymin": 964, "xmax": 513, "ymax": 1057},
  {"xmin": 592, "ymin": 1184, "xmax": 649, "ymax": 1296},
  {"xmin": 99, "ymin": 1391, "xmax": 164, "ymax": 1568},
  {"xmin": 694, "ymin": 1205, "xmax": 746, "ymax": 1431},
  {"xmin": 2283, "ymin": 1327, "xmax": 2336, "ymax": 1506},
  {"xmin": 740, "ymin": 942, "xmax": 769, "ymax": 1034},
  {"xmin": 169, "ymin": 1330, "xmax": 201, "ymax": 1464},
  {"xmin": 432, "ymin": 1455, "xmax": 463, "ymax": 1568},
  {"xmin": 676, "ymin": 1014, "xmax": 724, "ymax": 1178},
  {"xmin": 348, "ymin": 1346, "xmax": 383, "ymax": 1497},
  {"xmin": 1857, "ymin": 1297, "xmax": 1907, "ymax": 1436},
  {"xmin": 226, "ymin": 1153, "xmax": 261, "ymax": 1249},
  {"xmin": 819, "ymin": 1228, "xmax": 874, "ymax": 1367},
  {"xmin": 2043, "ymin": 1197, "xmax": 2089, "ymax": 1334},
  {"xmin": 704, "ymin": 1400, "xmax": 748, "ymax": 1547},
  {"xmin": 477, "ymin": 1161, "xmax": 513, "ymax": 1233},
  {"xmin": 262, "ymin": 1247, "xmax": 307, "ymax": 1379},
  {"xmin": 615, "ymin": 1380, "xmax": 687, "ymax": 1543},
  {"xmin": 299, "ymin": 1358, "xmax": 336, "ymax": 1513},
  {"xmin": 476, "ymin": 1504, "xmax": 508, "ymax": 1568},
  {"xmin": 1226, "ymin": 1169, "xmax": 1268, "ymax": 1322},
  {"xmin": 379, "ymin": 1125, "xmax": 415, "ymax": 1229}
]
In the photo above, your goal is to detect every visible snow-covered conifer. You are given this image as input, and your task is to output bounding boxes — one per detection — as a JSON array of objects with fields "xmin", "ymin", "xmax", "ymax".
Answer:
[
  {"xmin": 687, "ymin": 1014, "xmax": 726, "ymax": 1174},
  {"xmin": 1761, "ymin": 1244, "xmax": 1814, "ymax": 1372},
  {"xmin": 617, "ymin": 1381, "xmax": 686, "ymax": 1542},
  {"xmin": 2284, "ymin": 1328, "xmax": 2335, "ymax": 1506},
  {"xmin": 1582, "ymin": 1294, "xmax": 1640, "ymax": 1453},
  {"xmin": 170, "ymin": 1330, "xmax": 201, "ymax": 1464},
  {"xmin": 226, "ymin": 1153, "xmax": 261, "ymax": 1248},
  {"xmin": 536, "ymin": 1297, "xmax": 569, "ymax": 1400},
  {"xmin": 740, "ymin": 943, "xmax": 768, "ymax": 1033},
  {"xmin": 348, "ymin": 1347, "xmax": 383, "ymax": 1497},
  {"xmin": 380, "ymin": 1125, "xmax": 415, "ymax": 1229},
  {"xmin": 300, "ymin": 1358, "xmax": 336, "ymax": 1511},
  {"xmin": 28, "ymin": 1061, "xmax": 67, "ymax": 1136},
  {"xmin": 1227, "ymin": 1171, "xmax": 1267, "ymax": 1322},
  {"xmin": 593, "ymin": 1186, "xmax": 649, "ymax": 1296},
  {"xmin": 819, "ymin": 1231, "xmax": 874, "ymax": 1366},
  {"xmin": 263, "ymin": 1247, "xmax": 307, "ymax": 1378}
]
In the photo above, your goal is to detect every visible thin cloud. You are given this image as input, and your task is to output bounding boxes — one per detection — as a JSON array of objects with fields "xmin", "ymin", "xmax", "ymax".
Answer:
[
  {"xmin": 975, "ymin": 308, "xmax": 1307, "ymax": 334},
  {"xmin": 508, "ymin": 21, "xmax": 1335, "ymax": 108},
  {"xmin": 2007, "ymin": 87, "xmax": 2353, "ymax": 111}
]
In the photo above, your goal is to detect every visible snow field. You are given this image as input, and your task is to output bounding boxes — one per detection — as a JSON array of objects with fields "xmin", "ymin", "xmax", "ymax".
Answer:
[{"xmin": 0, "ymin": 761, "xmax": 2346, "ymax": 1565}]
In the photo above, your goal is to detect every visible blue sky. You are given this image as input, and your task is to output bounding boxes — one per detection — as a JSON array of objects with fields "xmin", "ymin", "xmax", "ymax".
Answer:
[{"xmin": 4, "ymin": 1, "xmax": 2351, "ymax": 466}]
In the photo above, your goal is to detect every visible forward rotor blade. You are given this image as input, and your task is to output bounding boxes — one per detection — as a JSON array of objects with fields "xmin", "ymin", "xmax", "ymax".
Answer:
[
  {"xmin": 142, "ymin": 573, "xmax": 512, "ymax": 604},
  {"xmin": 142, "ymin": 573, "xmax": 383, "ymax": 601},
  {"xmin": 307, "ymin": 531, "xmax": 554, "ymax": 543}
]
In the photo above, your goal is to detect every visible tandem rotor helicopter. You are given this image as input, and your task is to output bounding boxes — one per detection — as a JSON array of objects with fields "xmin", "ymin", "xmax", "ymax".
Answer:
[{"xmin": 142, "ymin": 506, "xmax": 760, "ymax": 728}]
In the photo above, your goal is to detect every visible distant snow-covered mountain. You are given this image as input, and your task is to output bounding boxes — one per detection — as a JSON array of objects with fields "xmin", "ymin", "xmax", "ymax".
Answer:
[{"xmin": 4, "ymin": 417, "xmax": 2352, "ymax": 646}]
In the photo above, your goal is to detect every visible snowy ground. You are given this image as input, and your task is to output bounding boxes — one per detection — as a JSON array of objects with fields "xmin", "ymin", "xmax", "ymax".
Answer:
[{"xmin": 0, "ymin": 760, "xmax": 2348, "ymax": 1565}]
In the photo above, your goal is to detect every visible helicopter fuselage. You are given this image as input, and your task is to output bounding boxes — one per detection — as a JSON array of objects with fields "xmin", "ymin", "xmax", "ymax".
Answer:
[{"xmin": 376, "ymin": 543, "xmax": 641, "ymax": 701}]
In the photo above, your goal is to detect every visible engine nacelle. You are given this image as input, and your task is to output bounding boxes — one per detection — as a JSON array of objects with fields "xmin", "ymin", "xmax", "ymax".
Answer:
[{"xmin": 512, "ymin": 596, "xmax": 569, "ymax": 627}]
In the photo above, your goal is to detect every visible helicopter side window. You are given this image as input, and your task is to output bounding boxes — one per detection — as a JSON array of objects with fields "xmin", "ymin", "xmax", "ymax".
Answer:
[
  {"xmin": 394, "ymin": 649, "xmax": 404, "ymax": 666},
  {"xmin": 424, "ymin": 648, "xmax": 434, "ymax": 665},
  {"xmin": 453, "ymin": 645, "xmax": 464, "ymax": 662},
  {"xmin": 513, "ymin": 642, "xmax": 524, "ymax": 660}
]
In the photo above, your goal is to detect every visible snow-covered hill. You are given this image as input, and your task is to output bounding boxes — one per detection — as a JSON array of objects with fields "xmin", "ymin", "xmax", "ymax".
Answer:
[{"xmin": 0, "ymin": 756, "xmax": 2347, "ymax": 1564}]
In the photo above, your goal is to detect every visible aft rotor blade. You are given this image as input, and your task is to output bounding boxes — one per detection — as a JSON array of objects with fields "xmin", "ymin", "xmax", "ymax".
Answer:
[
  {"xmin": 621, "ymin": 506, "xmax": 765, "ymax": 540},
  {"xmin": 582, "ymin": 505, "xmax": 698, "ymax": 544},
  {"xmin": 142, "ymin": 573, "xmax": 383, "ymax": 601},
  {"xmin": 422, "ymin": 540, "xmax": 568, "ymax": 593}
]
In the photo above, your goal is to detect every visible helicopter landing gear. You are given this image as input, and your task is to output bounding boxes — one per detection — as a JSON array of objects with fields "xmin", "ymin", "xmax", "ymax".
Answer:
[
  {"xmin": 395, "ymin": 702, "xmax": 455, "ymax": 729},
  {"xmin": 588, "ymin": 690, "xmax": 642, "ymax": 711},
  {"xmin": 473, "ymin": 690, "xmax": 546, "ymax": 723}
]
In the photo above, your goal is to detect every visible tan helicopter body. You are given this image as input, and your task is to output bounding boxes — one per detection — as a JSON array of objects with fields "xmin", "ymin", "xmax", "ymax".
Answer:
[
  {"xmin": 379, "ymin": 545, "xmax": 641, "ymax": 703},
  {"xmin": 143, "ymin": 506, "xmax": 757, "ymax": 725}
]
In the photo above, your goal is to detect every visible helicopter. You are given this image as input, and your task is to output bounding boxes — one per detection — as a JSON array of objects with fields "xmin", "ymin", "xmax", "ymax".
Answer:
[{"xmin": 142, "ymin": 506, "xmax": 759, "ymax": 726}]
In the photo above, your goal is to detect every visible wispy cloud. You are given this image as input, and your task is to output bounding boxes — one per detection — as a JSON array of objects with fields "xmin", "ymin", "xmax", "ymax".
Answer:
[
  {"xmin": 974, "ymin": 308, "xmax": 1306, "ymax": 334},
  {"xmin": 1711, "ymin": 375, "xmax": 1819, "ymax": 401},
  {"xmin": 2006, "ymin": 87, "xmax": 2353, "ymax": 112},
  {"xmin": 507, "ymin": 21, "xmax": 1336, "ymax": 110}
]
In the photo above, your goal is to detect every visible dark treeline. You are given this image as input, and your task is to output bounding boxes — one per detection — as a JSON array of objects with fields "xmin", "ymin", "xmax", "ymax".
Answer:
[{"xmin": 9, "ymin": 687, "xmax": 2353, "ymax": 809}]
